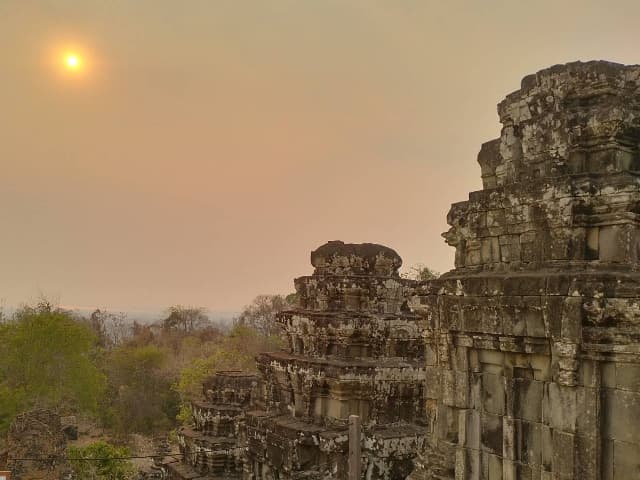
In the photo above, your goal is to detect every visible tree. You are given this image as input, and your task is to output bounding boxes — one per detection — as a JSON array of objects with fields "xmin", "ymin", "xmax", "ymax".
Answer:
[
  {"xmin": 105, "ymin": 345, "xmax": 179, "ymax": 434},
  {"xmin": 68, "ymin": 441, "xmax": 134, "ymax": 480},
  {"xmin": 235, "ymin": 294, "xmax": 290, "ymax": 337},
  {"xmin": 0, "ymin": 305, "xmax": 106, "ymax": 432},
  {"xmin": 402, "ymin": 263, "xmax": 440, "ymax": 281},
  {"xmin": 88, "ymin": 309, "xmax": 130, "ymax": 348},
  {"xmin": 173, "ymin": 323, "xmax": 282, "ymax": 423},
  {"xmin": 162, "ymin": 305, "xmax": 209, "ymax": 332}
]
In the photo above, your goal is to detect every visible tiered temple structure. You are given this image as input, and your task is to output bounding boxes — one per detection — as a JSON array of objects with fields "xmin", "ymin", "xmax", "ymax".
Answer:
[
  {"xmin": 245, "ymin": 241, "xmax": 428, "ymax": 479},
  {"xmin": 410, "ymin": 61, "xmax": 640, "ymax": 479},
  {"xmin": 162, "ymin": 371, "xmax": 257, "ymax": 479}
]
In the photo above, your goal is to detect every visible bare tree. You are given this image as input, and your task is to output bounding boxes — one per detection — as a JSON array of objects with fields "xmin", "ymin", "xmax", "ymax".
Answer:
[
  {"xmin": 89, "ymin": 309, "xmax": 131, "ymax": 347},
  {"xmin": 235, "ymin": 295, "xmax": 291, "ymax": 337},
  {"xmin": 401, "ymin": 263, "xmax": 440, "ymax": 281}
]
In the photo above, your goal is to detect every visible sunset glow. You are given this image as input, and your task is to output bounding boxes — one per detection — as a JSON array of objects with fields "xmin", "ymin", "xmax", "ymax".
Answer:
[
  {"xmin": 61, "ymin": 51, "xmax": 84, "ymax": 73},
  {"xmin": 65, "ymin": 54, "xmax": 80, "ymax": 69}
]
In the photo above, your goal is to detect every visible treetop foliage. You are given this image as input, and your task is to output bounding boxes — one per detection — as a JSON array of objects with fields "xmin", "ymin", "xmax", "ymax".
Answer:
[
  {"xmin": 0, "ymin": 303, "xmax": 106, "ymax": 432},
  {"xmin": 68, "ymin": 441, "xmax": 134, "ymax": 480},
  {"xmin": 162, "ymin": 305, "xmax": 209, "ymax": 332}
]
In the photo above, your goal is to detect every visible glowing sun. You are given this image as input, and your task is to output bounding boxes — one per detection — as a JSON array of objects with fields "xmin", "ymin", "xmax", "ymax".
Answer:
[{"xmin": 64, "ymin": 53, "xmax": 82, "ymax": 71}]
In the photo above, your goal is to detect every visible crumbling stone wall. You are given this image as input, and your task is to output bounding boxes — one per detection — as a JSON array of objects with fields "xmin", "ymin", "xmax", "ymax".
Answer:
[
  {"xmin": 6, "ymin": 409, "xmax": 67, "ymax": 479},
  {"xmin": 246, "ymin": 241, "xmax": 427, "ymax": 479},
  {"xmin": 410, "ymin": 61, "xmax": 640, "ymax": 480}
]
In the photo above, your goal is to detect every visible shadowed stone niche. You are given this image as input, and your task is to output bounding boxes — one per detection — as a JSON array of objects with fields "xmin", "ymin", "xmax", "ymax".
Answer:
[
  {"xmin": 409, "ymin": 61, "xmax": 640, "ymax": 480},
  {"xmin": 246, "ymin": 240, "xmax": 427, "ymax": 479}
]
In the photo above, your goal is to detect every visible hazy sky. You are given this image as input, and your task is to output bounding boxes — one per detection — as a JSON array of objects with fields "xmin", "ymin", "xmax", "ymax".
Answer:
[{"xmin": 2, "ymin": 1, "xmax": 639, "ymax": 314}]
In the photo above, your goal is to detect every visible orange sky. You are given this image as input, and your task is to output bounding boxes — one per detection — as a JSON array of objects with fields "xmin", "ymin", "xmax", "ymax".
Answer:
[{"xmin": 2, "ymin": 1, "xmax": 639, "ymax": 314}]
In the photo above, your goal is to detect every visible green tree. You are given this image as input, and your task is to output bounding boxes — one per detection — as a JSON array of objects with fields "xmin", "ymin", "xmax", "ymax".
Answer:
[
  {"xmin": 0, "ymin": 305, "xmax": 105, "ymax": 432},
  {"xmin": 173, "ymin": 324, "xmax": 282, "ymax": 423},
  {"xmin": 162, "ymin": 305, "xmax": 209, "ymax": 332},
  {"xmin": 106, "ymin": 345, "xmax": 179, "ymax": 434},
  {"xmin": 68, "ymin": 441, "xmax": 134, "ymax": 480}
]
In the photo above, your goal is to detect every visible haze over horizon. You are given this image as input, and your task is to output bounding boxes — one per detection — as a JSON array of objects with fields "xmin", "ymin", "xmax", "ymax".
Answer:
[{"xmin": 2, "ymin": 1, "xmax": 640, "ymax": 312}]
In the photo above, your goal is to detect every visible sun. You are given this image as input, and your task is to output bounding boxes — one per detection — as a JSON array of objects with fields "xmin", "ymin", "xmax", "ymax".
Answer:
[{"xmin": 64, "ymin": 53, "xmax": 82, "ymax": 71}]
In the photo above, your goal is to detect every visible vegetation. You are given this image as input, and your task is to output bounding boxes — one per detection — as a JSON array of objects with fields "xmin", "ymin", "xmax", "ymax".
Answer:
[
  {"xmin": 0, "ymin": 301, "xmax": 106, "ymax": 432},
  {"xmin": 235, "ymin": 294, "xmax": 295, "ymax": 336},
  {"xmin": 173, "ymin": 313, "xmax": 284, "ymax": 423},
  {"xmin": 68, "ymin": 441, "xmax": 134, "ymax": 480},
  {"xmin": 103, "ymin": 344, "xmax": 179, "ymax": 434},
  {"xmin": 0, "ymin": 294, "xmax": 289, "ymax": 439},
  {"xmin": 402, "ymin": 263, "xmax": 440, "ymax": 281}
]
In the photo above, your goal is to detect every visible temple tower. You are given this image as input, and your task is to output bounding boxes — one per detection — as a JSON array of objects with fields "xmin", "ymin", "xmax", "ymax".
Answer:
[
  {"xmin": 246, "ymin": 241, "xmax": 428, "ymax": 479},
  {"xmin": 412, "ymin": 61, "xmax": 640, "ymax": 480}
]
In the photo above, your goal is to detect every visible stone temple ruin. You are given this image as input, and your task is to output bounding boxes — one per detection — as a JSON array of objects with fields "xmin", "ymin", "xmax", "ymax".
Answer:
[
  {"xmin": 163, "ymin": 371, "xmax": 257, "ymax": 479},
  {"xmin": 410, "ymin": 60, "xmax": 640, "ymax": 479},
  {"xmin": 246, "ymin": 241, "xmax": 427, "ymax": 479},
  {"xmin": 164, "ymin": 61, "xmax": 640, "ymax": 479}
]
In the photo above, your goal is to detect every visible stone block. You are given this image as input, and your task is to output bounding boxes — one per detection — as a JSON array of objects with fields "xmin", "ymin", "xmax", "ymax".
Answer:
[
  {"xmin": 481, "ymin": 412, "xmax": 503, "ymax": 455},
  {"xmin": 501, "ymin": 296, "xmax": 526, "ymax": 336},
  {"xmin": 615, "ymin": 363, "xmax": 640, "ymax": 392},
  {"xmin": 560, "ymin": 297, "xmax": 582, "ymax": 342},
  {"xmin": 502, "ymin": 459, "xmax": 516, "ymax": 480},
  {"xmin": 425, "ymin": 366, "xmax": 441, "ymax": 398},
  {"xmin": 599, "ymin": 225, "xmax": 625, "ymax": 262},
  {"xmin": 601, "ymin": 438, "xmax": 614, "ymax": 480},
  {"xmin": 518, "ymin": 420, "xmax": 542, "ymax": 467},
  {"xmin": 460, "ymin": 409, "xmax": 481, "ymax": 450},
  {"xmin": 482, "ymin": 237, "xmax": 501, "ymax": 264},
  {"xmin": 540, "ymin": 425, "xmax": 553, "ymax": 471},
  {"xmin": 514, "ymin": 378, "xmax": 543, "ymax": 422},
  {"xmin": 551, "ymin": 430, "xmax": 575, "ymax": 478},
  {"xmin": 482, "ymin": 373, "xmax": 506, "ymax": 415},
  {"xmin": 488, "ymin": 453, "xmax": 503, "ymax": 480},
  {"xmin": 575, "ymin": 434, "xmax": 598, "ymax": 480},
  {"xmin": 575, "ymin": 387, "xmax": 598, "ymax": 433},
  {"xmin": 603, "ymin": 388, "xmax": 640, "ymax": 444},
  {"xmin": 602, "ymin": 363, "xmax": 616, "ymax": 388},
  {"xmin": 543, "ymin": 383, "xmax": 577, "ymax": 432},
  {"xmin": 437, "ymin": 403, "xmax": 459, "ymax": 444},
  {"xmin": 523, "ymin": 296, "xmax": 546, "ymax": 337},
  {"xmin": 613, "ymin": 440, "xmax": 640, "ymax": 480}
]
